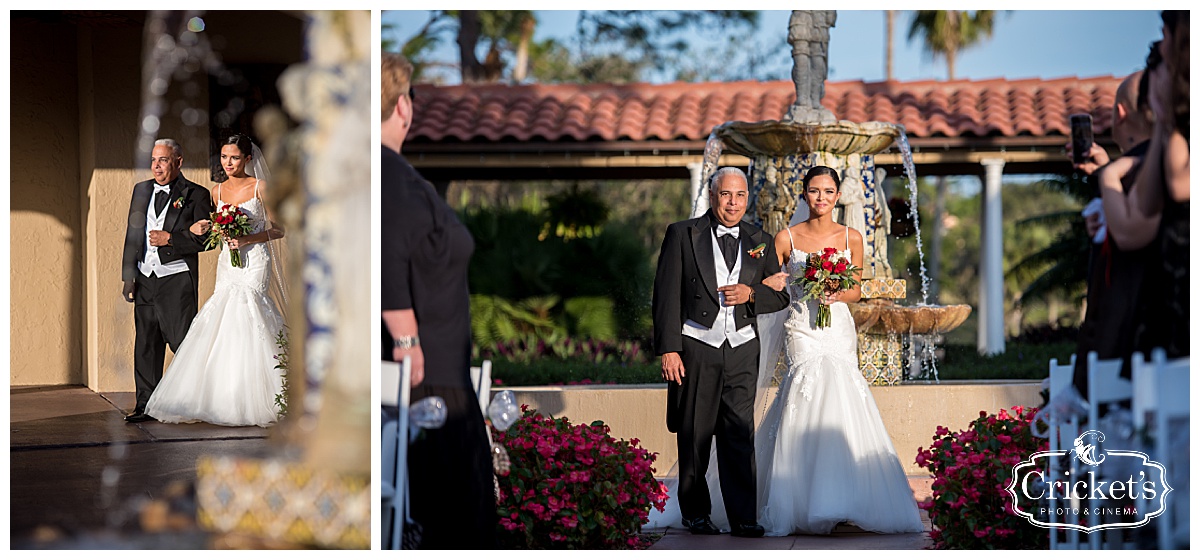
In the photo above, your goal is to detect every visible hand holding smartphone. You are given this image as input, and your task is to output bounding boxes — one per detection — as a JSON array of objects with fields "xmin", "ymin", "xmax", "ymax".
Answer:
[{"xmin": 1070, "ymin": 113, "xmax": 1094, "ymax": 165}]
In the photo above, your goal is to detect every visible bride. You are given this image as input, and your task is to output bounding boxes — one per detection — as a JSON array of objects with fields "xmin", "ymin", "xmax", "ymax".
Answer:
[
  {"xmin": 145, "ymin": 134, "xmax": 288, "ymax": 427},
  {"xmin": 755, "ymin": 165, "xmax": 923, "ymax": 535},
  {"xmin": 648, "ymin": 166, "xmax": 922, "ymax": 535}
]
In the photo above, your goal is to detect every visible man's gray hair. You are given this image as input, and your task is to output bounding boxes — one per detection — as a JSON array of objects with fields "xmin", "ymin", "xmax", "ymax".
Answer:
[
  {"xmin": 154, "ymin": 138, "xmax": 182, "ymax": 157},
  {"xmin": 710, "ymin": 166, "xmax": 749, "ymax": 190}
]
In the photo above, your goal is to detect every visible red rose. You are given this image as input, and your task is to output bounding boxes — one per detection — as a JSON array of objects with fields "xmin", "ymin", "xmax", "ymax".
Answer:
[
  {"xmin": 821, "ymin": 260, "xmax": 833, "ymax": 272},
  {"xmin": 823, "ymin": 247, "xmax": 837, "ymax": 256},
  {"xmin": 805, "ymin": 268, "xmax": 817, "ymax": 279},
  {"xmin": 834, "ymin": 261, "xmax": 847, "ymax": 274}
]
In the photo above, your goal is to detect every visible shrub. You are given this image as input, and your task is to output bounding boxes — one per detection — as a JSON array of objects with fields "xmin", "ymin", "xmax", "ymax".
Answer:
[
  {"xmin": 474, "ymin": 335, "xmax": 648, "ymax": 365},
  {"xmin": 491, "ymin": 406, "xmax": 668, "ymax": 549},
  {"xmin": 915, "ymin": 406, "xmax": 1049, "ymax": 549}
]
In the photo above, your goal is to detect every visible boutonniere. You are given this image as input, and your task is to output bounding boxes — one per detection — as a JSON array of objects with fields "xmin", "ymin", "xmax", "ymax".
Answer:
[
  {"xmin": 172, "ymin": 196, "xmax": 185, "ymax": 209},
  {"xmin": 748, "ymin": 243, "xmax": 767, "ymax": 259}
]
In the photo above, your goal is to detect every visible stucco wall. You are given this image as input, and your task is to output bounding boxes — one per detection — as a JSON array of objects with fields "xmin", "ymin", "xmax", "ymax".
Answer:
[
  {"xmin": 78, "ymin": 25, "xmax": 219, "ymax": 393},
  {"xmin": 498, "ymin": 381, "xmax": 1044, "ymax": 477},
  {"xmin": 9, "ymin": 21, "xmax": 83, "ymax": 386},
  {"xmin": 11, "ymin": 13, "xmax": 305, "ymax": 391},
  {"xmin": 11, "ymin": 19, "xmax": 217, "ymax": 391}
]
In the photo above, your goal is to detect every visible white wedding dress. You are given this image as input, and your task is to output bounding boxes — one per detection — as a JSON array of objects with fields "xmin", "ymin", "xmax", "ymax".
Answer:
[
  {"xmin": 646, "ymin": 226, "xmax": 923, "ymax": 535},
  {"xmin": 755, "ymin": 227, "xmax": 923, "ymax": 535},
  {"xmin": 145, "ymin": 184, "xmax": 285, "ymax": 428}
]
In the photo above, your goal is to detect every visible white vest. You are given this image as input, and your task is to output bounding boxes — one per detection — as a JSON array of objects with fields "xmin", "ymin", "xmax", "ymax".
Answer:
[
  {"xmin": 138, "ymin": 186, "xmax": 190, "ymax": 278},
  {"xmin": 681, "ymin": 227, "xmax": 756, "ymax": 348}
]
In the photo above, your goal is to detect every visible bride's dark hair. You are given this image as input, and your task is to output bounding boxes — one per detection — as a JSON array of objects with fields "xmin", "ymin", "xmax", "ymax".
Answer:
[
  {"xmin": 802, "ymin": 165, "xmax": 841, "ymax": 191},
  {"xmin": 223, "ymin": 133, "xmax": 254, "ymax": 158}
]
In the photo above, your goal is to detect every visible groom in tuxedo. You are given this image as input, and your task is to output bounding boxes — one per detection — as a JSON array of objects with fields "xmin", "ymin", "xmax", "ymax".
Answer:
[
  {"xmin": 120, "ymin": 139, "xmax": 214, "ymax": 422},
  {"xmin": 652, "ymin": 167, "xmax": 789, "ymax": 537}
]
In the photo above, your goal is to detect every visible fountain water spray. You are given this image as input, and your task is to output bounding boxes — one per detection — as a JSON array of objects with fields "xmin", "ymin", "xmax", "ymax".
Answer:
[{"xmin": 895, "ymin": 130, "xmax": 931, "ymax": 307}]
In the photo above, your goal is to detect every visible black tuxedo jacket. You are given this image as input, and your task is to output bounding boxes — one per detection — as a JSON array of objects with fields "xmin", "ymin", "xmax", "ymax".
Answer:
[
  {"xmin": 652, "ymin": 212, "xmax": 790, "ymax": 356},
  {"xmin": 121, "ymin": 174, "xmax": 214, "ymax": 286}
]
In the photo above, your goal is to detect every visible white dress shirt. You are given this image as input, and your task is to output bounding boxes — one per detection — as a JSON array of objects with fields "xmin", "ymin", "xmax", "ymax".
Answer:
[
  {"xmin": 682, "ymin": 226, "xmax": 756, "ymax": 349},
  {"xmin": 138, "ymin": 184, "xmax": 190, "ymax": 278}
]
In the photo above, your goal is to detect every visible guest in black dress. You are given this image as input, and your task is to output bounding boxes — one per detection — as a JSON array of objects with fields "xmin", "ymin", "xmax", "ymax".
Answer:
[
  {"xmin": 1068, "ymin": 68, "xmax": 1154, "ymax": 394},
  {"xmin": 1099, "ymin": 13, "xmax": 1189, "ymax": 361},
  {"xmin": 381, "ymin": 52, "xmax": 497, "ymax": 549}
]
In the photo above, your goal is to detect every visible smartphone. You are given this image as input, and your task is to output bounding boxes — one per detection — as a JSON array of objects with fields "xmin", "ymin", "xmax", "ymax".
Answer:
[{"xmin": 1070, "ymin": 113, "xmax": 1094, "ymax": 165}]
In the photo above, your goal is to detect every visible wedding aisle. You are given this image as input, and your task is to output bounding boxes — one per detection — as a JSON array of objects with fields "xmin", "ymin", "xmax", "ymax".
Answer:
[
  {"xmin": 10, "ymin": 386, "xmax": 270, "ymax": 548},
  {"xmin": 649, "ymin": 477, "xmax": 934, "ymax": 550}
]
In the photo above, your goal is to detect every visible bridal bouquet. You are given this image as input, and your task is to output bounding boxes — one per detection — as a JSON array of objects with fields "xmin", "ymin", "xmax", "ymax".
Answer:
[
  {"xmin": 205, "ymin": 204, "xmax": 254, "ymax": 268},
  {"xmin": 794, "ymin": 247, "xmax": 861, "ymax": 328}
]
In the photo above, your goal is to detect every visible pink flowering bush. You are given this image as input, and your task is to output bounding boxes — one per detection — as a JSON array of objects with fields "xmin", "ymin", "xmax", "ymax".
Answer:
[
  {"xmin": 491, "ymin": 405, "xmax": 668, "ymax": 549},
  {"xmin": 915, "ymin": 406, "xmax": 1048, "ymax": 549}
]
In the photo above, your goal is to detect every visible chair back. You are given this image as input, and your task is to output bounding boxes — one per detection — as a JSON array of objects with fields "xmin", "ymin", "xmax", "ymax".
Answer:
[
  {"xmin": 1047, "ymin": 354, "xmax": 1081, "ymax": 549},
  {"xmin": 1086, "ymin": 352, "xmax": 1131, "ymax": 432},
  {"xmin": 1130, "ymin": 352, "xmax": 1155, "ymax": 431},
  {"xmin": 469, "ymin": 359, "xmax": 493, "ymax": 415},
  {"xmin": 380, "ymin": 359, "xmax": 412, "ymax": 549},
  {"xmin": 1153, "ymin": 350, "xmax": 1189, "ymax": 550}
]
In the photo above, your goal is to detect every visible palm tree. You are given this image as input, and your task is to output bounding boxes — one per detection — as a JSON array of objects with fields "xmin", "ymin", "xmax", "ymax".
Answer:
[
  {"xmin": 907, "ymin": 10, "xmax": 999, "ymax": 302},
  {"xmin": 906, "ymin": 10, "xmax": 998, "ymax": 80},
  {"xmin": 885, "ymin": 11, "xmax": 896, "ymax": 81},
  {"xmin": 1006, "ymin": 174, "xmax": 1091, "ymax": 309}
]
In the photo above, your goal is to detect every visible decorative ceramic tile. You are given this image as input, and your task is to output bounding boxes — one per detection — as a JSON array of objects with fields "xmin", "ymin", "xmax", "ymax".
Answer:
[
  {"xmin": 861, "ymin": 278, "xmax": 907, "ymax": 300},
  {"xmin": 196, "ymin": 455, "xmax": 369, "ymax": 549},
  {"xmin": 858, "ymin": 331, "xmax": 904, "ymax": 386}
]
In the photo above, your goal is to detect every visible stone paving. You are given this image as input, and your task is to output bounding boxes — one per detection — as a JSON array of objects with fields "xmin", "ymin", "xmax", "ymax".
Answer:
[
  {"xmin": 647, "ymin": 478, "xmax": 935, "ymax": 550},
  {"xmin": 12, "ymin": 385, "xmax": 938, "ymax": 550},
  {"xmin": 10, "ymin": 385, "xmax": 272, "ymax": 547}
]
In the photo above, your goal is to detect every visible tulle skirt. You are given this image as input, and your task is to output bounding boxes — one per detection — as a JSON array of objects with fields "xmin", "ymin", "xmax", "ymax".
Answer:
[{"xmin": 146, "ymin": 244, "xmax": 285, "ymax": 428}]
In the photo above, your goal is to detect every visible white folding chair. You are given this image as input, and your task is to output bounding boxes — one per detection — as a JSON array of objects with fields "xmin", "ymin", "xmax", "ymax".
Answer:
[
  {"xmin": 1152, "ymin": 350, "xmax": 1189, "ymax": 550},
  {"xmin": 380, "ymin": 417, "xmax": 397, "ymax": 547},
  {"xmin": 1047, "ymin": 354, "xmax": 1080, "ymax": 549},
  {"xmin": 1085, "ymin": 352, "xmax": 1131, "ymax": 549},
  {"xmin": 380, "ymin": 358, "xmax": 412, "ymax": 549},
  {"xmin": 1129, "ymin": 351, "xmax": 1155, "ymax": 541},
  {"xmin": 1130, "ymin": 352, "xmax": 1156, "ymax": 433},
  {"xmin": 469, "ymin": 359, "xmax": 493, "ymax": 416}
]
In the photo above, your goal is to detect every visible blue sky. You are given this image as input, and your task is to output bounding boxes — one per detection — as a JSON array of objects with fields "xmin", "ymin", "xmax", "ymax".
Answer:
[{"xmin": 383, "ymin": 10, "xmax": 1163, "ymax": 84}]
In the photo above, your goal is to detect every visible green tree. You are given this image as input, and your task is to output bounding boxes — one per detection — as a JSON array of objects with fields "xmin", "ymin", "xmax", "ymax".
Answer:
[
  {"xmin": 906, "ymin": 10, "xmax": 999, "ymax": 81},
  {"xmin": 885, "ymin": 11, "xmax": 897, "ymax": 81},
  {"xmin": 577, "ymin": 10, "xmax": 761, "ymax": 81},
  {"xmin": 890, "ymin": 178, "xmax": 1082, "ymax": 340},
  {"xmin": 384, "ymin": 12, "xmax": 453, "ymax": 82},
  {"xmin": 527, "ymin": 38, "xmax": 645, "ymax": 84},
  {"xmin": 906, "ymin": 10, "xmax": 1002, "ymax": 301},
  {"xmin": 392, "ymin": 10, "xmax": 766, "ymax": 85},
  {"xmin": 1006, "ymin": 174, "xmax": 1092, "ymax": 309}
]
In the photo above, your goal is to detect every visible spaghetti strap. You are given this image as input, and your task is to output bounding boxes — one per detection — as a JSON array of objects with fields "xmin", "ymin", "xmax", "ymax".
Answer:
[
  {"xmin": 253, "ymin": 179, "xmax": 260, "ymax": 200},
  {"xmin": 786, "ymin": 226, "xmax": 796, "ymax": 253},
  {"xmin": 844, "ymin": 225, "xmax": 849, "ymax": 252}
]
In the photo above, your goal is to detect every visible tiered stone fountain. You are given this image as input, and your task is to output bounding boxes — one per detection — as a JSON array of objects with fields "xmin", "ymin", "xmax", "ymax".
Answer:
[{"xmin": 698, "ymin": 10, "xmax": 970, "ymax": 384}]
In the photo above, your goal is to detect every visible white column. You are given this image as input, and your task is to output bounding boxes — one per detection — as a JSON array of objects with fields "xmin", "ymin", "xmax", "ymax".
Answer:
[
  {"xmin": 979, "ymin": 158, "xmax": 1006, "ymax": 355},
  {"xmin": 687, "ymin": 161, "xmax": 709, "ymax": 218}
]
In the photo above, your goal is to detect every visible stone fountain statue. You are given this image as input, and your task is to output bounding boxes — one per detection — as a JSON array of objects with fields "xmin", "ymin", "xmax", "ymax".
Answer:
[
  {"xmin": 785, "ymin": 10, "xmax": 837, "ymax": 124},
  {"xmin": 699, "ymin": 10, "xmax": 970, "ymax": 384}
]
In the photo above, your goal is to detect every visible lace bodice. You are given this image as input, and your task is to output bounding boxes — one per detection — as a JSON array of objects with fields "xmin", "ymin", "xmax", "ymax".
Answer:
[
  {"xmin": 214, "ymin": 182, "xmax": 272, "ymax": 294},
  {"xmin": 216, "ymin": 194, "xmax": 268, "ymax": 235}
]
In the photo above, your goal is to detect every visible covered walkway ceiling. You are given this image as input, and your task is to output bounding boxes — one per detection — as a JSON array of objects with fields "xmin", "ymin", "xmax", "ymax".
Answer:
[{"xmin": 405, "ymin": 76, "xmax": 1123, "ymax": 181}]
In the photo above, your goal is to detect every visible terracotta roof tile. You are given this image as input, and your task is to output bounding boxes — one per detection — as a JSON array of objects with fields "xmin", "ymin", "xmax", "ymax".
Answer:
[{"xmin": 409, "ymin": 76, "xmax": 1122, "ymax": 143}]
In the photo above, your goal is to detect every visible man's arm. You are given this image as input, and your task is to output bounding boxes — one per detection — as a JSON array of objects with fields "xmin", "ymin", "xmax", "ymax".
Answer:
[
  {"xmin": 168, "ymin": 186, "xmax": 215, "ymax": 254},
  {"xmin": 749, "ymin": 234, "xmax": 790, "ymax": 315},
  {"xmin": 652, "ymin": 223, "xmax": 685, "ymax": 356}
]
